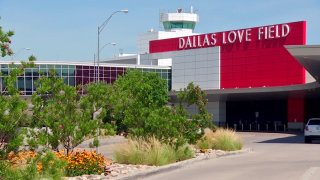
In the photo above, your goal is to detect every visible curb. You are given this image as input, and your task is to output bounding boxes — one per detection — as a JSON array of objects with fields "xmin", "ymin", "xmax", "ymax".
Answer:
[{"xmin": 116, "ymin": 148, "xmax": 252, "ymax": 180}]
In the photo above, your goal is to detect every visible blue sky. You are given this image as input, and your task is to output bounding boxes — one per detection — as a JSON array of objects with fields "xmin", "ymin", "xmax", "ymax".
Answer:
[{"xmin": 0, "ymin": 0, "xmax": 319, "ymax": 61}]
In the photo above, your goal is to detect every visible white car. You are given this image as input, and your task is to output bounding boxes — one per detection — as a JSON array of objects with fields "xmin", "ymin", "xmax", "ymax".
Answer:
[{"xmin": 304, "ymin": 118, "xmax": 320, "ymax": 143}]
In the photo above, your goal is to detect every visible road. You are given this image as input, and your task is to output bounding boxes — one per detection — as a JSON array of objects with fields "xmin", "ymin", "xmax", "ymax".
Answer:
[{"xmin": 143, "ymin": 132, "xmax": 320, "ymax": 180}]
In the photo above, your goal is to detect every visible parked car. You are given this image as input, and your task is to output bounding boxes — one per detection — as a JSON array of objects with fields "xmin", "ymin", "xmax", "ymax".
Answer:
[{"xmin": 304, "ymin": 118, "xmax": 320, "ymax": 143}]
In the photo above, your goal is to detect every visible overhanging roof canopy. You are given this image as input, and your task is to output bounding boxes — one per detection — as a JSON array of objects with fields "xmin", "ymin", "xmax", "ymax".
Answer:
[
  {"xmin": 286, "ymin": 45, "xmax": 320, "ymax": 82},
  {"xmin": 170, "ymin": 82, "xmax": 320, "ymax": 102},
  {"xmin": 169, "ymin": 45, "xmax": 320, "ymax": 102}
]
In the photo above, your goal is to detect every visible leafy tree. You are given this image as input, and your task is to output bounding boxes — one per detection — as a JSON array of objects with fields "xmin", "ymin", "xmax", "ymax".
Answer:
[
  {"xmin": 80, "ymin": 82, "xmax": 116, "ymax": 146},
  {"xmin": 112, "ymin": 70, "xmax": 168, "ymax": 134},
  {"xmin": 0, "ymin": 26, "xmax": 14, "ymax": 57},
  {"xmin": 112, "ymin": 71, "xmax": 213, "ymax": 147},
  {"xmin": 31, "ymin": 75, "xmax": 99, "ymax": 154}
]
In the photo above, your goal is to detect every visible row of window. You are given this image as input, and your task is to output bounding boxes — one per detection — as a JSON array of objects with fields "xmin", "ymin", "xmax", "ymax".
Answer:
[
  {"xmin": 163, "ymin": 21, "xmax": 196, "ymax": 30},
  {"xmin": 0, "ymin": 64, "xmax": 172, "ymax": 95}
]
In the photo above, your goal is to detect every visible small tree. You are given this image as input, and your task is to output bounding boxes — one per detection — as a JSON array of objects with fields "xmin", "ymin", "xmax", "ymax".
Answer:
[
  {"xmin": 0, "ymin": 57, "xmax": 35, "ymax": 157},
  {"xmin": 31, "ymin": 75, "xmax": 99, "ymax": 154},
  {"xmin": 176, "ymin": 82, "xmax": 215, "ymax": 134},
  {"xmin": 112, "ymin": 70, "xmax": 168, "ymax": 135},
  {"xmin": 0, "ymin": 24, "xmax": 35, "ymax": 156},
  {"xmin": 112, "ymin": 71, "xmax": 213, "ymax": 147},
  {"xmin": 0, "ymin": 26, "xmax": 14, "ymax": 57},
  {"xmin": 80, "ymin": 82, "xmax": 116, "ymax": 147}
]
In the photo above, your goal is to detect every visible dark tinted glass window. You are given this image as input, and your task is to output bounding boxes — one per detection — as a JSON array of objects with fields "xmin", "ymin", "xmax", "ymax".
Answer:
[{"xmin": 308, "ymin": 119, "xmax": 320, "ymax": 125}]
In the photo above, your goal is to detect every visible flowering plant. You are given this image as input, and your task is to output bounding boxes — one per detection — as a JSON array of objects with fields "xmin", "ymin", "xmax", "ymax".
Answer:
[
  {"xmin": 55, "ymin": 150, "xmax": 111, "ymax": 177},
  {"xmin": 6, "ymin": 150, "xmax": 110, "ymax": 177}
]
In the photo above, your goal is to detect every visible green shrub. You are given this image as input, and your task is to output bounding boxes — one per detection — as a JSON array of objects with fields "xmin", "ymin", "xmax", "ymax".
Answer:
[
  {"xmin": 0, "ymin": 160, "xmax": 32, "ymax": 180},
  {"xmin": 211, "ymin": 128, "xmax": 243, "ymax": 151},
  {"xmin": 59, "ymin": 150, "xmax": 107, "ymax": 177},
  {"xmin": 38, "ymin": 151, "xmax": 67, "ymax": 179},
  {"xmin": 0, "ymin": 151, "xmax": 66, "ymax": 180},
  {"xmin": 175, "ymin": 144, "xmax": 194, "ymax": 161},
  {"xmin": 112, "ymin": 71, "xmax": 214, "ymax": 147},
  {"xmin": 114, "ymin": 137, "xmax": 194, "ymax": 166}
]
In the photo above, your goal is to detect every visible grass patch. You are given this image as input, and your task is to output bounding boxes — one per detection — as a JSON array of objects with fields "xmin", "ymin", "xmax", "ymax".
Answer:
[
  {"xmin": 196, "ymin": 128, "xmax": 243, "ymax": 151},
  {"xmin": 212, "ymin": 128, "xmax": 243, "ymax": 151},
  {"xmin": 114, "ymin": 137, "xmax": 194, "ymax": 166}
]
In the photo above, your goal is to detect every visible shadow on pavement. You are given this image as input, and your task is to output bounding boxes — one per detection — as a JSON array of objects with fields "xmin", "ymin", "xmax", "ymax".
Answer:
[{"xmin": 257, "ymin": 133, "xmax": 320, "ymax": 144}]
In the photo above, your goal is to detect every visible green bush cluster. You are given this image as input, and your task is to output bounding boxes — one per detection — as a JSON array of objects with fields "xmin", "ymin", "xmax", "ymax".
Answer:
[
  {"xmin": 0, "ymin": 151, "xmax": 66, "ymax": 180},
  {"xmin": 113, "ymin": 70, "xmax": 214, "ymax": 147},
  {"xmin": 114, "ymin": 137, "xmax": 194, "ymax": 166}
]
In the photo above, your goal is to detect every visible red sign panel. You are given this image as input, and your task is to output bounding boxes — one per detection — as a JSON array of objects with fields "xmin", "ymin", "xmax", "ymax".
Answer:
[{"xmin": 150, "ymin": 21, "xmax": 306, "ymax": 88}]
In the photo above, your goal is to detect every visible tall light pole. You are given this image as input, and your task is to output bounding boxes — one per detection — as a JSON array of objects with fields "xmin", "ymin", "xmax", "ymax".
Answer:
[
  {"xmin": 97, "ymin": 9, "xmax": 128, "ymax": 81},
  {"xmin": 11, "ymin": 47, "xmax": 31, "ymax": 60},
  {"xmin": 94, "ymin": 42, "xmax": 116, "ymax": 82},
  {"xmin": 100, "ymin": 42, "xmax": 116, "ymax": 53}
]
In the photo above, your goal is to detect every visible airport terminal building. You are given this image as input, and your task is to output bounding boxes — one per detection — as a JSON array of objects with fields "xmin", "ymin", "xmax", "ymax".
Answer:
[{"xmin": 1, "ymin": 9, "xmax": 320, "ymax": 131}]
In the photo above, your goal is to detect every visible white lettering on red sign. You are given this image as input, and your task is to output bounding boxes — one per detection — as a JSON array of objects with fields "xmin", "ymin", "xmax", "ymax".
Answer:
[
  {"xmin": 179, "ymin": 23, "xmax": 291, "ymax": 49},
  {"xmin": 258, "ymin": 24, "xmax": 290, "ymax": 40},
  {"xmin": 179, "ymin": 33, "xmax": 217, "ymax": 49}
]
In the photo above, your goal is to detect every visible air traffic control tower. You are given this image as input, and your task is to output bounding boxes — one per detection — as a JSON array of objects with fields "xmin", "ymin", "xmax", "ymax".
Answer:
[
  {"xmin": 160, "ymin": 7, "xmax": 199, "ymax": 33},
  {"xmin": 138, "ymin": 7, "xmax": 199, "ymax": 55}
]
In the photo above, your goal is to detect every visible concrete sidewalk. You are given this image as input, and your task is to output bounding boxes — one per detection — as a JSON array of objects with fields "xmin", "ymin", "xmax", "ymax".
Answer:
[{"xmin": 76, "ymin": 135, "xmax": 126, "ymax": 159}]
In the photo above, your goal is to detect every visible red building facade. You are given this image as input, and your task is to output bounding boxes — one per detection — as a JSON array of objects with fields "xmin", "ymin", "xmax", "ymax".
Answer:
[{"xmin": 149, "ymin": 21, "xmax": 310, "ymax": 130}]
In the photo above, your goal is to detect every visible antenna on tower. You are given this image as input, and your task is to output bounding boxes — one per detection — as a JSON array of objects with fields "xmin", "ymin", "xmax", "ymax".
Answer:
[
  {"xmin": 190, "ymin": 6, "xmax": 194, "ymax": 13},
  {"xmin": 159, "ymin": 9, "xmax": 165, "ymax": 31}
]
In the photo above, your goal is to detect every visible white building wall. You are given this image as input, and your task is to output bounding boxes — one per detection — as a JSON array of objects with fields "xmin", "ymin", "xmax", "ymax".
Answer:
[
  {"xmin": 140, "ymin": 46, "xmax": 220, "ymax": 91},
  {"xmin": 138, "ymin": 31, "xmax": 197, "ymax": 55},
  {"xmin": 138, "ymin": 31, "xmax": 159, "ymax": 55},
  {"xmin": 171, "ymin": 47, "xmax": 220, "ymax": 91}
]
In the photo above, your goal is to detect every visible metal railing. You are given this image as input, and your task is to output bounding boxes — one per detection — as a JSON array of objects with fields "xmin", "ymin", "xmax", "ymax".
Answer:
[{"xmin": 226, "ymin": 121, "xmax": 287, "ymax": 132}]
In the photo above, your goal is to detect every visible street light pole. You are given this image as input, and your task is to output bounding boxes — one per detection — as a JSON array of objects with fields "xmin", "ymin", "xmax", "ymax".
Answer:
[
  {"xmin": 94, "ymin": 42, "xmax": 116, "ymax": 82},
  {"xmin": 11, "ymin": 47, "xmax": 31, "ymax": 60},
  {"xmin": 100, "ymin": 42, "xmax": 116, "ymax": 53},
  {"xmin": 97, "ymin": 9, "xmax": 128, "ymax": 82}
]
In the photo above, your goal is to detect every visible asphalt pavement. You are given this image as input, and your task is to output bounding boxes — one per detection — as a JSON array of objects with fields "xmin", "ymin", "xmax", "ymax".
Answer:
[{"xmin": 142, "ymin": 132, "xmax": 320, "ymax": 180}]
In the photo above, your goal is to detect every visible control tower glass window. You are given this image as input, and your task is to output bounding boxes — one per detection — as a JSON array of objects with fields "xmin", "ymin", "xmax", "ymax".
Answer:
[{"xmin": 163, "ymin": 21, "xmax": 196, "ymax": 31}]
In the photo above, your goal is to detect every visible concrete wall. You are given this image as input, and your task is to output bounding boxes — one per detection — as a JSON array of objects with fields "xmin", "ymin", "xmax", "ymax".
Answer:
[
  {"xmin": 176, "ymin": 100, "xmax": 226, "ymax": 125},
  {"xmin": 171, "ymin": 47, "xmax": 220, "ymax": 91}
]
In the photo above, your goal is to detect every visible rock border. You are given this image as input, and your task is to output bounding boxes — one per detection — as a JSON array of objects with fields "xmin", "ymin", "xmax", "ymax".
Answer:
[
  {"xmin": 115, "ymin": 148, "xmax": 252, "ymax": 180},
  {"xmin": 66, "ymin": 148, "xmax": 252, "ymax": 180}
]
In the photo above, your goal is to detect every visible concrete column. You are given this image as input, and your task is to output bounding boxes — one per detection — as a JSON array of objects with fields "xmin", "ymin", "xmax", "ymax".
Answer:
[{"xmin": 206, "ymin": 101, "xmax": 226, "ymax": 126}]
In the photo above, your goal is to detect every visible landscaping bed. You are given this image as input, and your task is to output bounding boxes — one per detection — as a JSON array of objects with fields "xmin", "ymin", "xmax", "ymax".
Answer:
[
  {"xmin": 66, "ymin": 148, "xmax": 251, "ymax": 180},
  {"xmin": 66, "ymin": 128, "xmax": 246, "ymax": 179}
]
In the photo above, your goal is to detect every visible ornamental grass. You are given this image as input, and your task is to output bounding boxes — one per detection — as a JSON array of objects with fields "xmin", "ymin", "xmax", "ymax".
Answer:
[
  {"xmin": 196, "ymin": 128, "xmax": 243, "ymax": 151},
  {"xmin": 212, "ymin": 128, "xmax": 243, "ymax": 151},
  {"xmin": 114, "ymin": 136, "xmax": 193, "ymax": 166}
]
